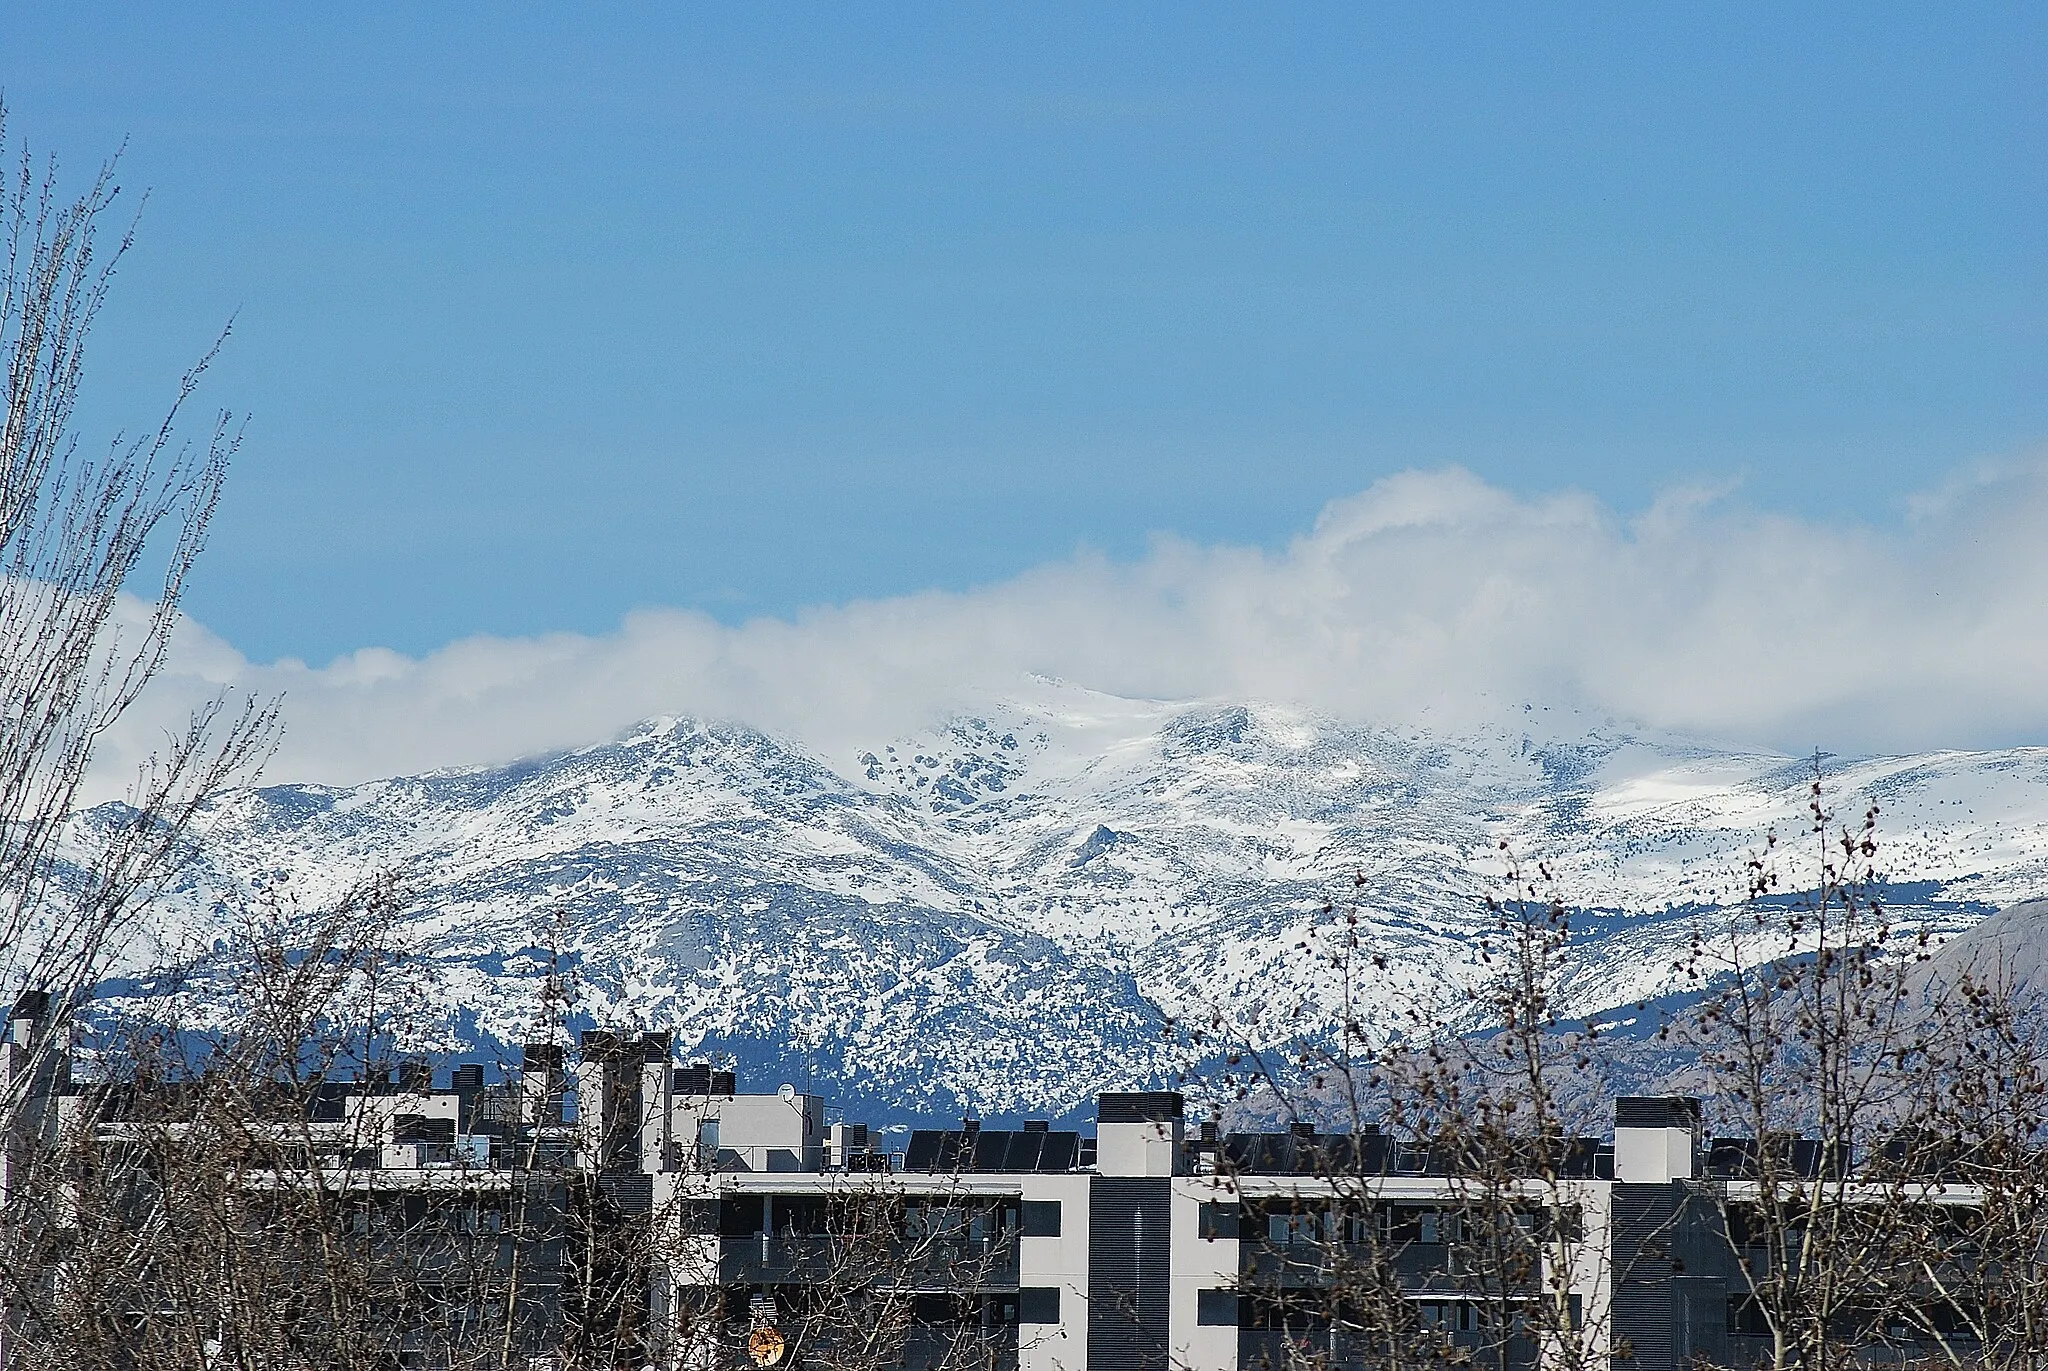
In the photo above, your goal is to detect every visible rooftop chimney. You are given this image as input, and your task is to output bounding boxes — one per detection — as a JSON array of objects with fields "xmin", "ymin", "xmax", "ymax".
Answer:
[
  {"xmin": 1614, "ymin": 1097, "xmax": 1702, "ymax": 1183},
  {"xmin": 1096, "ymin": 1092, "xmax": 1184, "ymax": 1177}
]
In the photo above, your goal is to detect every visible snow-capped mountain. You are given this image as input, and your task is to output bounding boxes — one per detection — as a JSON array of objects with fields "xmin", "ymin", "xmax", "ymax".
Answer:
[{"xmin": 107, "ymin": 685, "xmax": 2048, "ymax": 1121}]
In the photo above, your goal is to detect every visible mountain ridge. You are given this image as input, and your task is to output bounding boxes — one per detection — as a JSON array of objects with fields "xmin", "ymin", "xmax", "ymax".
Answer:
[{"xmin": 93, "ymin": 687, "xmax": 2048, "ymax": 1121}]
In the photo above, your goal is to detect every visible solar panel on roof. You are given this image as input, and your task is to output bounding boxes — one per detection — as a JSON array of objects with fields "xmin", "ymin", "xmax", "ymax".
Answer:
[
  {"xmin": 1037, "ymin": 1133, "xmax": 1079, "ymax": 1171},
  {"xmin": 973, "ymin": 1130, "xmax": 1011, "ymax": 1170},
  {"xmin": 901, "ymin": 1126, "xmax": 1081, "ymax": 1172},
  {"xmin": 1004, "ymin": 1130, "xmax": 1044, "ymax": 1172}
]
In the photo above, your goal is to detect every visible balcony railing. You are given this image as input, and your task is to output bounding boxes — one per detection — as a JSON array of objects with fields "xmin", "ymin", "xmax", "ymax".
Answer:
[
  {"xmin": 719, "ymin": 1234, "xmax": 1020, "ymax": 1288},
  {"xmin": 1242, "ymin": 1241, "xmax": 1545, "ymax": 1294},
  {"xmin": 1239, "ymin": 1328, "xmax": 1538, "ymax": 1371}
]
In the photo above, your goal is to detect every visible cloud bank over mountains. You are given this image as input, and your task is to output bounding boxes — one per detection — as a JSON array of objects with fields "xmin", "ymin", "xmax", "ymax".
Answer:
[{"xmin": 104, "ymin": 462, "xmax": 2048, "ymax": 793}]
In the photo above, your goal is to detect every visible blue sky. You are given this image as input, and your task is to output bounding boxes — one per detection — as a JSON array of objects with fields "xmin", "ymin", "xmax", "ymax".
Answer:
[{"xmin": 7, "ymin": 5, "xmax": 2048, "ymax": 773}]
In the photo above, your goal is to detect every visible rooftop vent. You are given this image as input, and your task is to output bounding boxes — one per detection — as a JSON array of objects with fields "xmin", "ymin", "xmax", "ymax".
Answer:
[
  {"xmin": 520, "ymin": 1043, "xmax": 565, "ymax": 1071},
  {"xmin": 1097, "ymin": 1091, "xmax": 1184, "ymax": 1124},
  {"xmin": 1615, "ymin": 1096, "xmax": 1703, "ymax": 1130}
]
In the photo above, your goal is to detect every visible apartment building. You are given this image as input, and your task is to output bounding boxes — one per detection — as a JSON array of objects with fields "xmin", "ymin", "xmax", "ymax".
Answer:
[{"xmin": 1, "ymin": 999, "xmax": 1999, "ymax": 1371}]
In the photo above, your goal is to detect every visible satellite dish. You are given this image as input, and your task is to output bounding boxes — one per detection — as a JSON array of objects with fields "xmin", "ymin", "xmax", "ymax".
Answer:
[
  {"xmin": 747, "ymin": 1327, "xmax": 787, "ymax": 1366},
  {"xmin": 777, "ymin": 1082, "xmax": 797, "ymax": 1102}
]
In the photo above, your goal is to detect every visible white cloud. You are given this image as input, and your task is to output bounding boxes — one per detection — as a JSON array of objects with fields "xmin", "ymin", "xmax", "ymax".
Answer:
[{"xmin": 94, "ymin": 462, "xmax": 2048, "ymax": 794}]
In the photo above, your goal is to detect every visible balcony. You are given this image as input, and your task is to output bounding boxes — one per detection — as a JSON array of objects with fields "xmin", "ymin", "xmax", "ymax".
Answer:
[
  {"xmin": 718, "ymin": 1233, "xmax": 1021, "ymax": 1289},
  {"xmin": 1239, "ymin": 1327, "xmax": 1538, "ymax": 1371},
  {"xmin": 1242, "ymin": 1241, "xmax": 1545, "ymax": 1296}
]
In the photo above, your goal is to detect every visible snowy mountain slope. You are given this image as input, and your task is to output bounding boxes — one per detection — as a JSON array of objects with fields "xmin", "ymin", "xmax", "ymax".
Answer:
[{"xmin": 99, "ymin": 686, "xmax": 2048, "ymax": 1120}]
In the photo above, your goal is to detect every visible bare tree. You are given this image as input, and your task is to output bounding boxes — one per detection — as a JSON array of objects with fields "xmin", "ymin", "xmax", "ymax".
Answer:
[
  {"xmin": 0, "ymin": 101, "xmax": 275, "ymax": 1145},
  {"xmin": 654, "ymin": 1172, "xmax": 1024, "ymax": 1371},
  {"xmin": 1669, "ymin": 773, "xmax": 1973, "ymax": 1371},
  {"xmin": 1876, "ymin": 942, "xmax": 2048, "ymax": 1370},
  {"xmin": 1390, "ymin": 867, "xmax": 1616, "ymax": 1371},
  {"xmin": 0, "ymin": 882, "xmax": 463, "ymax": 1371},
  {"xmin": 1187, "ymin": 862, "xmax": 1615, "ymax": 1371}
]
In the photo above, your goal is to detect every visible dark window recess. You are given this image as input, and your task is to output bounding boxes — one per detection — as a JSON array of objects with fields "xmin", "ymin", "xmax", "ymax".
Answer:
[
  {"xmin": 1021, "ymin": 1200, "xmax": 1063, "ymax": 1237},
  {"xmin": 1197, "ymin": 1289, "xmax": 1241, "ymax": 1326},
  {"xmin": 911, "ymin": 1295, "xmax": 964, "ymax": 1326},
  {"xmin": 912, "ymin": 1293, "xmax": 1020, "ymax": 1327},
  {"xmin": 718, "ymin": 1194, "xmax": 764, "ymax": 1237},
  {"xmin": 393, "ymin": 1115, "xmax": 455, "ymax": 1145},
  {"xmin": 1020, "ymin": 1287, "xmax": 1061, "ymax": 1324},
  {"xmin": 773, "ymin": 1195, "xmax": 831, "ymax": 1235},
  {"xmin": 1198, "ymin": 1202, "xmax": 1240, "ymax": 1241},
  {"xmin": 1418, "ymin": 1301, "xmax": 1485, "ymax": 1332}
]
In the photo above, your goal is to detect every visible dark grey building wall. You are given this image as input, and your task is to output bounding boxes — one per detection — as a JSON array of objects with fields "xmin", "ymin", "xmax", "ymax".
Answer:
[
  {"xmin": 1611, "ymin": 1183, "xmax": 1685, "ymax": 1371},
  {"xmin": 1611, "ymin": 1182, "xmax": 1735, "ymax": 1371},
  {"xmin": 1088, "ymin": 1177, "xmax": 1171, "ymax": 1370}
]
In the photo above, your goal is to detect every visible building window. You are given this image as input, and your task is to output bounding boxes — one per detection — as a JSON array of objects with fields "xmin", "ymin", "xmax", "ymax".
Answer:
[
  {"xmin": 1021, "ymin": 1199, "xmax": 1062, "ymax": 1237},
  {"xmin": 1198, "ymin": 1201, "xmax": 1239, "ymax": 1240},
  {"xmin": 718, "ymin": 1194, "xmax": 765, "ymax": 1238},
  {"xmin": 1419, "ymin": 1302, "xmax": 1483, "ymax": 1333},
  {"xmin": 1197, "ymin": 1289, "xmax": 1241, "ymax": 1326},
  {"xmin": 1020, "ymin": 1287, "xmax": 1061, "ymax": 1324},
  {"xmin": 1268, "ymin": 1207, "xmax": 1328, "ymax": 1246}
]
